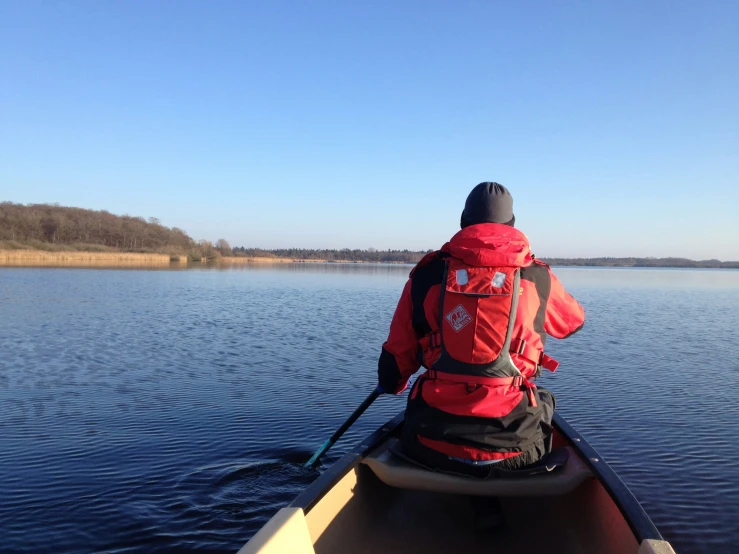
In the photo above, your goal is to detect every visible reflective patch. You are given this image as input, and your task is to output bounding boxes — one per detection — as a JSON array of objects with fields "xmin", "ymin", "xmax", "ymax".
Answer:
[
  {"xmin": 455, "ymin": 269, "xmax": 468, "ymax": 286},
  {"xmin": 445, "ymin": 304, "xmax": 473, "ymax": 332},
  {"xmin": 492, "ymin": 272, "xmax": 507, "ymax": 288}
]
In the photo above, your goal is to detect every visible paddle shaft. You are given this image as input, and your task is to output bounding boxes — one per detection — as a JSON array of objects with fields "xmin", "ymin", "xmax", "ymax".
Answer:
[{"xmin": 305, "ymin": 388, "xmax": 381, "ymax": 468}]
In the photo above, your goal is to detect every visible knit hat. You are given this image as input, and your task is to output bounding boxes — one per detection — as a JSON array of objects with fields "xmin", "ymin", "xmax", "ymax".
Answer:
[{"xmin": 460, "ymin": 182, "xmax": 515, "ymax": 228}]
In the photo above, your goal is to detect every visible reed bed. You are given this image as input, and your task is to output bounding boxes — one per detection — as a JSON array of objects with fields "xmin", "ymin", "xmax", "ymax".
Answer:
[
  {"xmin": 0, "ymin": 250, "xmax": 329, "ymax": 268},
  {"xmin": 0, "ymin": 249, "xmax": 176, "ymax": 266}
]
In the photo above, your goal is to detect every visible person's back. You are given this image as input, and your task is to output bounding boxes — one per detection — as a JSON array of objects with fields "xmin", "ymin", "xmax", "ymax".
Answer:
[{"xmin": 378, "ymin": 182, "xmax": 585, "ymax": 476}]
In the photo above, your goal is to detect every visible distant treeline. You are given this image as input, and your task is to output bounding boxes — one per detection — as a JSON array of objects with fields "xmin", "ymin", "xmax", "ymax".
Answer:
[
  {"xmin": 0, "ymin": 202, "xmax": 225, "ymax": 259},
  {"xmin": 233, "ymin": 247, "xmax": 429, "ymax": 263},
  {"xmin": 539, "ymin": 256, "xmax": 739, "ymax": 269},
  {"xmin": 233, "ymin": 248, "xmax": 739, "ymax": 268},
  {"xmin": 0, "ymin": 202, "xmax": 193, "ymax": 251},
  {"xmin": 2, "ymin": 203, "xmax": 737, "ymax": 268}
]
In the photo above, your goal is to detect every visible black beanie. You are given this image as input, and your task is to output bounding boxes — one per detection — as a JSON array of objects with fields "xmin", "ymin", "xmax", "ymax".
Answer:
[{"xmin": 460, "ymin": 182, "xmax": 515, "ymax": 228}]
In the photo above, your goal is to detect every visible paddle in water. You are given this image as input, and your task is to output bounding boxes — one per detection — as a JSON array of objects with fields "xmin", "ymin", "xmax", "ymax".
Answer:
[{"xmin": 304, "ymin": 387, "xmax": 382, "ymax": 468}]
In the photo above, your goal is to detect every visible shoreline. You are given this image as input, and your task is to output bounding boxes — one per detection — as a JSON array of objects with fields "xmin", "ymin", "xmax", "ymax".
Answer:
[
  {"xmin": 219, "ymin": 256, "xmax": 327, "ymax": 264},
  {"xmin": 0, "ymin": 250, "xmax": 328, "ymax": 267},
  {"xmin": 0, "ymin": 249, "xmax": 178, "ymax": 267},
  {"xmin": 1, "ymin": 250, "xmax": 736, "ymax": 269}
]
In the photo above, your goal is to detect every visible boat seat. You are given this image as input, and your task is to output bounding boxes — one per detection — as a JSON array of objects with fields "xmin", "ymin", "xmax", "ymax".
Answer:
[{"xmin": 361, "ymin": 439, "xmax": 592, "ymax": 497}]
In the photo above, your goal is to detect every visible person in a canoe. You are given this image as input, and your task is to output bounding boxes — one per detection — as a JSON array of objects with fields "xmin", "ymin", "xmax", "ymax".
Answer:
[{"xmin": 378, "ymin": 182, "xmax": 585, "ymax": 477}]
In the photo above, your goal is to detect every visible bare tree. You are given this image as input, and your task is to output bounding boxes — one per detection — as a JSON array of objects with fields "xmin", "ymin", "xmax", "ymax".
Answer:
[
  {"xmin": 215, "ymin": 238, "xmax": 232, "ymax": 256},
  {"xmin": 0, "ymin": 202, "xmax": 199, "ymax": 253}
]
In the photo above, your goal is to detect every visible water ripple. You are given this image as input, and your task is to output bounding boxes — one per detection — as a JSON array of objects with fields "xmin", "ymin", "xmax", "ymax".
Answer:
[{"xmin": 0, "ymin": 266, "xmax": 738, "ymax": 553}]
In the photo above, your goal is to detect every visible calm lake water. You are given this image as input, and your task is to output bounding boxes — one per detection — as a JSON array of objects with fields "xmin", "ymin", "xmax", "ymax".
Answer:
[{"xmin": 1, "ymin": 264, "xmax": 738, "ymax": 553}]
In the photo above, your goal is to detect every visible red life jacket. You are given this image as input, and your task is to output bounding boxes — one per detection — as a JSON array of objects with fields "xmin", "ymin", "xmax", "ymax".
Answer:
[
  {"xmin": 424, "ymin": 256, "xmax": 542, "ymax": 408},
  {"xmin": 403, "ymin": 226, "xmax": 567, "ymax": 459}
]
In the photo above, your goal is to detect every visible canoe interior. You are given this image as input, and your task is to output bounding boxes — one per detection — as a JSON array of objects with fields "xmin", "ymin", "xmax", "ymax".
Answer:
[
  {"xmin": 302, "ymin": 428, "xmax": 637, "ymax": 554},
  {"xmin": 239, "ymin": 414, "xmax": 674, "ymax": 554}
]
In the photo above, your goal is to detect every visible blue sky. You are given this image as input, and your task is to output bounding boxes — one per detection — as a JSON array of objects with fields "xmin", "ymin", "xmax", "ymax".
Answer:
[{"xmin": 1, "ymin": 1, "xmax": 737, "ymax": 259}]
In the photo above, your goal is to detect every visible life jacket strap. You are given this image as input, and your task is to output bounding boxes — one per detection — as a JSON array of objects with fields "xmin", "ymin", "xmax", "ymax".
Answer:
[
  {"xmin": 426, "ymin": 370, "xmax": 538, "ymax": 408},
  {"xmin": 510, "ymin": 338, "xmax": 560, "ymax": 373}
]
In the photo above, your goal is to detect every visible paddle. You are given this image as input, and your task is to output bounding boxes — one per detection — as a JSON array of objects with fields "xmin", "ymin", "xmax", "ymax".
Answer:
[{"xmin": 304, "ymin": 387, "xmax": 382, "ymax": 468}]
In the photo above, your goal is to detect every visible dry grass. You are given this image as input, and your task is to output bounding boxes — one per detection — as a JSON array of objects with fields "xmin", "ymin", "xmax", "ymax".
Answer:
[
  {"xmin": 0, "ymin": 249, "xmax": 175, "ymax": 266},
  {"xmin": 0, "ymin": 250, "xmax": 319, "ymax": 267}
]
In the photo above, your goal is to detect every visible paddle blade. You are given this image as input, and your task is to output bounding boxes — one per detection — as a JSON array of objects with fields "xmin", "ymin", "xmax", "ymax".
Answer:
[
  {"xmin": 304, "ymin": 438, "xmax": 332, "ymax": 468},
  {"xmin": 303, "ymin": 387, "xmax": 381, "ymax": 468}
]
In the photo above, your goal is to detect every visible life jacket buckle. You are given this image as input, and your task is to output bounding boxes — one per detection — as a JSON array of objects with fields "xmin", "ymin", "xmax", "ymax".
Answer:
[
  {"xmin": 513, "ymin": 338, "xmax": 526, "ymax": 355},
  {"xmin": 430, "ymin": 332, "xmax": 441, "ymax": 348}
]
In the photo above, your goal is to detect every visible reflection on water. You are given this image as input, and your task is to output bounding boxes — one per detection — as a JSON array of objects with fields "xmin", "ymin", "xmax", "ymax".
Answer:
[
  {"xmin": 0, "ymin": 265, "xmax": 737, "ymax": 553},
  {"xmin": 218, "ymin": 261, "xmax": 414, "ymax": 274},
  {"xmin": 0, "ymin": 260, "xmax": 416, "ymax": 275},
  {"xmin": 554, "ymin": 266, "xmax": 739, "ymax": 289}
]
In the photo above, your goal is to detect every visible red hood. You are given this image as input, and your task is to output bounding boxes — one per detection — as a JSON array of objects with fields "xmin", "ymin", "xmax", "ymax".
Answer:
[{"xmin": 441, "ymin": 223, "xmax": 533, "ymax": 267}]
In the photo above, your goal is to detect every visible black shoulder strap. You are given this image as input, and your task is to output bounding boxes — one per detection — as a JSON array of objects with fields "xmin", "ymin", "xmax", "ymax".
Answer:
[{"xmin": 410, "ymin": 250, "xmax": 448, "ymax": 277}]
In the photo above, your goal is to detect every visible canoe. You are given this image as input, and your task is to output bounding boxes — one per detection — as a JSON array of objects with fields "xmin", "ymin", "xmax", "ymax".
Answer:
[{"xmin": 238, "ymin": 412, "xmax": 676, "ymax": 554}]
